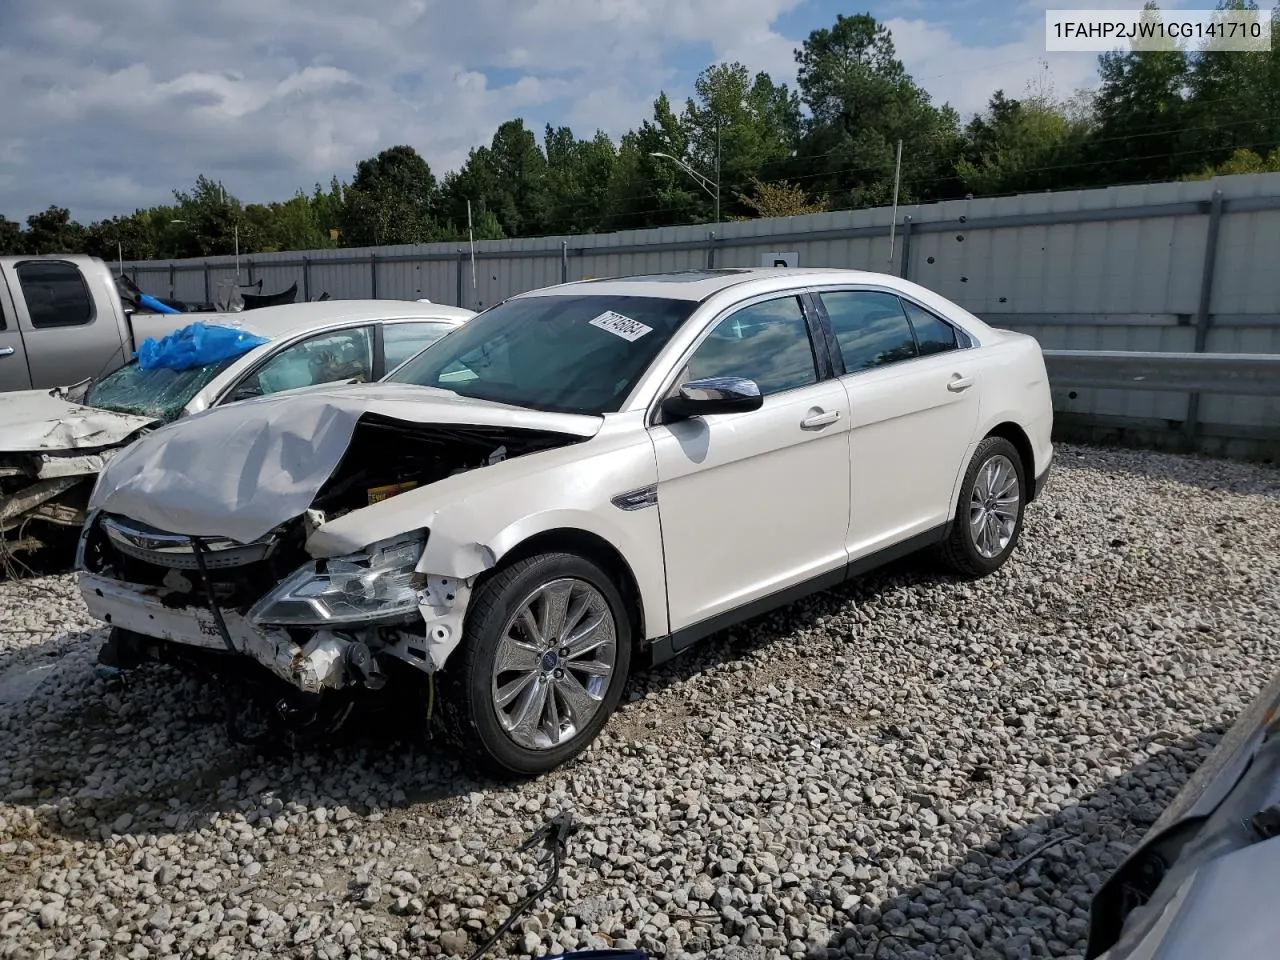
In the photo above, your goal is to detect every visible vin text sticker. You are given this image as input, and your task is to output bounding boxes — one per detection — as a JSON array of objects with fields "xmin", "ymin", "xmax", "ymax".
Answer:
[{"xmin": 588, "ymin": 311, "xmax": 653, "ymax": 342}]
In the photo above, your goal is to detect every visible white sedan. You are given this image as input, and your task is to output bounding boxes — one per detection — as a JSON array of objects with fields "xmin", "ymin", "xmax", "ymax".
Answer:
[
  {"xmin": 1, "ymin": 300, "xmax": 473, "ymax": 555},
  {"xmin": 77, "ymin": 268, "xmax": 1053, "ymax": 776}
]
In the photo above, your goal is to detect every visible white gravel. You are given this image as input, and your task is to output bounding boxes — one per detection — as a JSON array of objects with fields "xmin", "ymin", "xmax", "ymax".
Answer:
[{"xmin": 2, "ymin": 442, "xmax": 1279, "ymax": 960}]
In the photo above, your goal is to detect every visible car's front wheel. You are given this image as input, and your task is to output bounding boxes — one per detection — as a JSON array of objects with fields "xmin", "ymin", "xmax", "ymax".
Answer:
[
  {"xmin": 939, "ymin": 435, "xmax": 1027, "ymax": 578},
  {"xmin": 440, "ymin": 552, "xmax": 632, "ymax": 777}
]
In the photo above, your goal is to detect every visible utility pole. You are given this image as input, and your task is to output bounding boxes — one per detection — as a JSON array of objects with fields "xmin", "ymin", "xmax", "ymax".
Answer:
[
  {"xmin": 887, "ymin": 139, "xmax": 903, "ymax": 271},
  {"xmin": 467, "ymin": 200, "xmax": 477, "ymax": 307},
  {"xmin": 714, "ymin": 118, "xmax": 722, "ymax": 226}
]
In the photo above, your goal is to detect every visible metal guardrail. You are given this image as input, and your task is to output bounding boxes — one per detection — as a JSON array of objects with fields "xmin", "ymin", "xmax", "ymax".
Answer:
[{"xmin": 1043, "ymin": 350, "xmax": 1280, "ymax": 397}]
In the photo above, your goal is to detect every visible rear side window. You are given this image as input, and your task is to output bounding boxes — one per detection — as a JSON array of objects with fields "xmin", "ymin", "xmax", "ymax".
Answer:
[
  {"xmin": 820, "ymin": 290, "xmax": 918, "ymax": 373},
  {"xmin": 383, "ymin": 320, "xmax": 458, "ymax": 371},
  {"xmin": 16, "ymin": 260, "xmax": 94, "ymax": 328},
  {"xmin": 901, "ymin": 299, "xmax": 959, "ymax": 356}
]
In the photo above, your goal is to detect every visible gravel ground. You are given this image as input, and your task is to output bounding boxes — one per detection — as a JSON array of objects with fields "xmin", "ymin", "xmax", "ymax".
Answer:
[{"xmin": 2, "ymin": 442, "xmax": 1279, "ymax": 960}]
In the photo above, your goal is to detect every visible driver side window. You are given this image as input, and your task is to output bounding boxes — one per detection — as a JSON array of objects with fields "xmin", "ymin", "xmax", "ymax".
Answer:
[
  {"xmin": 230, "ymin": 326, "xmax": 374, "ymax": 400},
  {"xmin": 683, "ymin": 296, "xmax": 818, "ymax": 396}
]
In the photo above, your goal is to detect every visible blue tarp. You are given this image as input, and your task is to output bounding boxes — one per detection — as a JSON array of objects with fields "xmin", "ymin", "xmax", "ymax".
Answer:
[
  {"xmin": 136, "ymin": 323, "xmax": 270, "ymax": 373},
  {"xmin": 138, "ymin": 293, "xmax": 181, "ymax": 315}
]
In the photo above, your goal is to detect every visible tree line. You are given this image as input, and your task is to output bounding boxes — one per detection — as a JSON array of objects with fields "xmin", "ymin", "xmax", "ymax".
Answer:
[{"xmin": 2, "ymin": 3, "xmax": 1278, "ymax": 262}]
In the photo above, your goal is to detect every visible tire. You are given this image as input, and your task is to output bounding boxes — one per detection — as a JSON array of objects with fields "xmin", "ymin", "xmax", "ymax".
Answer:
[
  {"xmin": 439, "ymin": 551, "xmax": 633, "ymax": 778},
  {"xmin": 939, "ymin": 436, "xmax": 1027, "ymax": 578}
]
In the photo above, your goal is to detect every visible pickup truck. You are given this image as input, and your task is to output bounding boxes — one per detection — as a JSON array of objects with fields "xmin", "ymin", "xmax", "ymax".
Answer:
[{"xmin": 0, "ymin": 255, "xmax": 198, "ymax": 392}]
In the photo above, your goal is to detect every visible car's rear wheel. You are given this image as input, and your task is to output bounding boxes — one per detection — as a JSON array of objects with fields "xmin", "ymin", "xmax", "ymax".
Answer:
[
  {"xmin": 440, "ymin": 552, "xmax": 632, "ymax": 777},
  {"xmin": 939, "ymin": 436, "xmax": 1026, "ymax": 578}
]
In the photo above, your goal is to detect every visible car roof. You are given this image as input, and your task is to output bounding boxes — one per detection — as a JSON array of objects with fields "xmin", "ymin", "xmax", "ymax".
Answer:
[
  {"xmin": 207, "ymin": 300, "xmax": 475, "ymax": 341},
  {"xmin": 509, "ymin": 267, "xmax": 900, "ymax": 302}
]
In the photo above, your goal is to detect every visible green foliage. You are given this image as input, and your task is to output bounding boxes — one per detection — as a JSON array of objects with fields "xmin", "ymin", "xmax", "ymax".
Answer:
[
  {"xmin": 6, "ymin": 1, "xmax": 1280, "ymax": 260},
  {"xmin": 0, "ymin": 216, "xmax": 22, "ymax": 255},
  {"xmin": 732, "ymin": 178, "xmax": 828, "ymax": 219},
  {"xmin": 957, "ymin": 90, "xmax": 1089, "ymax": 195},
  {"xmin": 341, "ymin": 145, "xmax": 442, "ymax": 245},
  {"xmin": 791, "ymin": 12, "xmax": 961, "ymax": 207},
  {"xmin": 1187, "ymin": 146, "xmax": 1280, "ymax": 178},
  {"xmin": 22, "ymin": 206, "xmax": 87, "ymax": 255}
]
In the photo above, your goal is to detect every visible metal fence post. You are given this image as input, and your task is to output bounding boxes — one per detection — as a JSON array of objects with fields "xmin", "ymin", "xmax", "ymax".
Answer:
[
  {"xmin": 247, "ymin": 259, "xmax": 255, "ymax": 285},
  {"xmin": 899, "ymin": 216, "xmax": 913, "ymax": 280},
  {"xmin": 369, "ymin": 254, "xmax": 378, "ymax": 298},
  {"xmin": 1184, "ymin": 189, "xmax": 1224, "ymax": 444},
  {"xmin": 302, "ymin": 257, "xmax": 311, "ymax": 302},
  {"xmin": 456, "ymin": 249, "xmax": 464, "ymax": 307},
  {"xmin": 203, "ymin": 262, "xmax": 211, "ymax": 303},
  {"xmin": 561, "ymin": 241, "xmax": 568, "ymax": 284},
  {"xmin": 168, "ymin": 262, "xmax": 176, "ymax": 299},
  {"xmin": 707, "ymin": 231, "xmax": 717, "ymax": 269}
]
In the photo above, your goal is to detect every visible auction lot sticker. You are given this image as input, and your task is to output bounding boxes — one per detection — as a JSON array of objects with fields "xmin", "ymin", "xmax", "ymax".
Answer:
[{"xmin": 589, "ymin": 311, "xmax": 653, "ymax": 342}]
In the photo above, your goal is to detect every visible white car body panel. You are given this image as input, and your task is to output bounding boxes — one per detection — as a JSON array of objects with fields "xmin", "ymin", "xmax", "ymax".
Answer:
[
  {"xmin": 840, "ymin": 351, "xmax": 982, "ymax": 558},
  {"xmin": 0, "ymin": 390, "xmax": 157, "ymax": 451},
  {"xmin": 77, "ymin": 268, "xmax": 1053, "ymax": 705},
  {"xmin": 309, "ymin": 412, "xmax": 670, "ymax": 643},
  {"xmin": 651, "ymin": 379, "xmax": 852, "ymax": 631},
  {"xmin": 87, "ymin": 382, "xmax": 601, "ymax": 544}
]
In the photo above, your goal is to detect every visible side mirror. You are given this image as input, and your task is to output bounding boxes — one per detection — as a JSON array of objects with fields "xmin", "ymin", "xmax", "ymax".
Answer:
[{"xmin": 661, "ymin": 376, "xmax": 763, "ymax": 421}]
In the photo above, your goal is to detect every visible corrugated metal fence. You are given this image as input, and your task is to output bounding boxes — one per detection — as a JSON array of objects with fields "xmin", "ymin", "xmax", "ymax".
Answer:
[{"xmin": 123, "ymin": 172, "xmax": 1280, "ymax": 458}]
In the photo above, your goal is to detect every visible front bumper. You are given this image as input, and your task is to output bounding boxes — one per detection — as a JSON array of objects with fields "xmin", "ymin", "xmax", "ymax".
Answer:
[{"xmin": 79, "ymin": 572, "xmax": 355, "ymax": 693}]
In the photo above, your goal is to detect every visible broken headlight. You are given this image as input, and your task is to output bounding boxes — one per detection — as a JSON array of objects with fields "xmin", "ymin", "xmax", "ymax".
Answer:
[{"xmin": 248, "ymin": 532, "xmax": 425, "ymax": 627}]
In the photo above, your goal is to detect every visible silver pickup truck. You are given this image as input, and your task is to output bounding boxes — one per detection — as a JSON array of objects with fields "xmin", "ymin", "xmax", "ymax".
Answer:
[{"xmin": 0, "ymin": 255, "xmax": 194, "ymax": 392}]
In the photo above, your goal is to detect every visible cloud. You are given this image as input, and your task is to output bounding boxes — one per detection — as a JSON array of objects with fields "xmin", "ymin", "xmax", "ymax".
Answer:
[
  {"xmin": 0, "ymin": 0, "xmax": 810, "ymax": 222},
  {"xmin": 886, "ymin": 12, "xmax": 1105, "ymax": 119},
  {"xmin": 0, "ymin": 0, "xmax": 1116, "ymax": 224}
]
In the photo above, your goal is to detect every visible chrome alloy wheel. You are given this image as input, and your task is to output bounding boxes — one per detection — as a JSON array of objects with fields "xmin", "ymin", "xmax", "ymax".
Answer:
[
  {"xmin": 968, "ymin": 454, "xmax": 1021, "ymax": 559},
  {"xmin": 490, "ymin": 577, "xmax": 618, "ymax": 750}
]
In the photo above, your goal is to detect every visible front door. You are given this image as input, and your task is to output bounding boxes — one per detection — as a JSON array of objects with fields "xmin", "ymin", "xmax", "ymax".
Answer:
[
  {"xmin": 0, "ymin": 270, "xmax": 31, "ymax": 391},
  {"xmin": 649, "ymin": 292, "xmax": 852, "ymax": 634}
]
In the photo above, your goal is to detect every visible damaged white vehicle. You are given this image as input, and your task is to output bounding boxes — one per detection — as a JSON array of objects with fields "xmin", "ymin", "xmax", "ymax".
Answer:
[
  {"xmin": 77, "ymin": 268, "xmax": 1054, "ymax": 776},
  {"xmin": 1, "ymin": 301, "xmax": 473, "ymax": 557}
]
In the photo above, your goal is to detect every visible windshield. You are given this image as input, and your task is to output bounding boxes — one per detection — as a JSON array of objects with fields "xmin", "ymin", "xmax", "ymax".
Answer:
[
  {"xmin": 383, "ymin": 294, "xmax": 697, "ymax": 414},
  {"xmin": 84, "ymin": 357, "xmax": 239, "ymax": 421}
]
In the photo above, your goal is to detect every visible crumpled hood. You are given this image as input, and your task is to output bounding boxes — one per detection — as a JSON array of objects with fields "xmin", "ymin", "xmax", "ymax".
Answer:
[
  {"xmin": 0, "ymin": 389, "xmax": 158, "ymax": 452},
  {"xmin": 88, "ymin": 381, "xmax": 603, "ymax": 543}
]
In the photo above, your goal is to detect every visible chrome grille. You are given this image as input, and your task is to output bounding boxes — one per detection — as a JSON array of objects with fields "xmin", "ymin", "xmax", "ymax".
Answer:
[{"xmin": 100, "ymin": 514, "xmax": 276, "ymax": 570}]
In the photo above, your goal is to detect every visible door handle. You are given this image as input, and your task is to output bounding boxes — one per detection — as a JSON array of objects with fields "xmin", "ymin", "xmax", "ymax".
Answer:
[
  {"xmin": 0, "ymin": 347, "xmax": 14, "ymax": 358},
  {"xmin": 800, "ymin": 409, "xmax": 841, "ymax": 429},
  {"xmin": 947, "ymin": 374, "xmax": 974, "ymax": 392}
]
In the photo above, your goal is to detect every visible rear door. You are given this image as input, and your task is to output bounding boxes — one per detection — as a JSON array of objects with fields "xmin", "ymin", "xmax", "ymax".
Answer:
[
  {"xmin": 815, "ymin": 288, "xmax": 982, "ymax": 559},
  {"xmin": 0, "ymin": 267, "xmax": 33, "ymax": 391},
  {"xmin": 13, "ymin": 259, "xmax": 126, "ymax": 387}
]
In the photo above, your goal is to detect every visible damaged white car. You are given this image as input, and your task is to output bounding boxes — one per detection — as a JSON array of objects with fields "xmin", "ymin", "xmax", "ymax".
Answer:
[
  {"xmin": 77, "ymin": 268, "xmax": 1054, "ymax": 776},
  {"xmin": 1, "ymin": 300, "xmax": 473, "ymax": 558}
]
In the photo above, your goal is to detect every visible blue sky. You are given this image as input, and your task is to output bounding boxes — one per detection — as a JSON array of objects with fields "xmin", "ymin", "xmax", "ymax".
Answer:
[{"xmin": 0, "ymin": 0, "xmax": 1184, "ymax": 223}]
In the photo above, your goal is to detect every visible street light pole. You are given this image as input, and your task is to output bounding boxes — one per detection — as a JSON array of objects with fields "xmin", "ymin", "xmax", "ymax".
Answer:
[{"xmin": 649, "ymin": 150, "xmax": 720, "ymax": 226}]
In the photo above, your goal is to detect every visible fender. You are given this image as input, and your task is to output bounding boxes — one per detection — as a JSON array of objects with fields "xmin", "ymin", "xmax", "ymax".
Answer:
[{"xmin": 304, "ymin": 414, "xmax": 670, "ymax": 653}]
